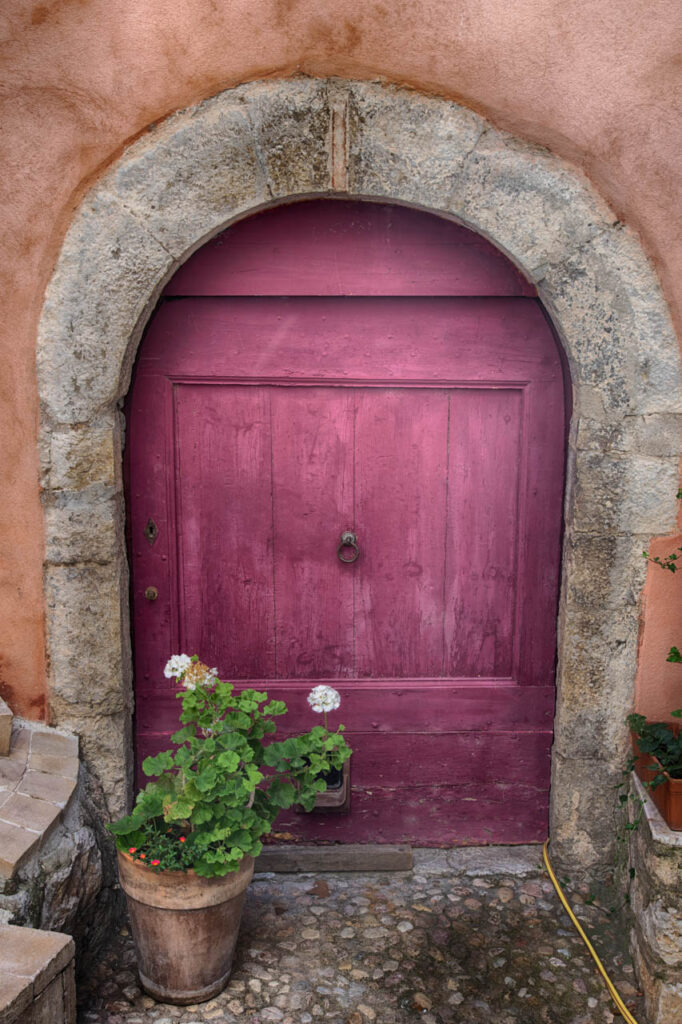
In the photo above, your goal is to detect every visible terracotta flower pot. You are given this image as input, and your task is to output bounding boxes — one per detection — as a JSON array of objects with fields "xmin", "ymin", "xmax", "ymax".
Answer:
[
  {"xmin": 631, "ymin": 725, "xmax": 682, "ymax": 831},
  {"xmin": 117, "ymin": 850, "xmax": 254, "ymax": 1004}
]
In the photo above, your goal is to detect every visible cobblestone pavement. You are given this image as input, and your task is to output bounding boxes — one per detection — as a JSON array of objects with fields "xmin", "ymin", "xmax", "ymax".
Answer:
[{"xmin": 78, "ymin": 847, "xmax": 645, "ymax": 1024}]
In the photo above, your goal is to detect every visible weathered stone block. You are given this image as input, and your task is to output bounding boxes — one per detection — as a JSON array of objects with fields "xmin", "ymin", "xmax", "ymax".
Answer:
[
  {"xmin": 632, "ymin": 933, "xmax": 682, "ymax": 1024},
  {"xmin": 38, "ymin": 190, "xmax": 175, "ymax": 424},
  {"xmin": 45, "ymin": 710, "xmax": 132, "ymax": 820},
  {"xmin": 588, "ymin": 228, "xmax": 682, "ymax": 417},
  {"xmin": 348, "ymin": 82, "xmax": 483, "ymax": 209},
  {"xmin": 105, "ymin": 93, "xmax": 269, "ymax": 258},
  {"xmin": 640, "ymin": 901, "xmax": 682, "ymax": 967},
  {"xmin": 49, "ymin": 421, "xmax": 120, "ymax": 492},
  {"xmin": 0, "ymin": 926, "xmax": 75, "ymax": 1024},
  {"xmin": 30, "ymin": 975, "xmax": 66, "ymax": 1024},
  {"xmin": 569, "ymin": 451, "xmax": 679, "ymax": 535},
  {"xmin": 29, "ymin": 733, "xmax": 78, "ymax": 761},
  {"xmin": 0, "ymin": 761, "xmax": 24, "ymax": 790},
  {"xmin": 541, "ymin": 226, "xmax": 681, "ymax": 417},
  {"xmin": 553, "ymin": 603, "xmax": 637, "ymax": 760},
  {"xmin": 539, "ymin": 256, "xmax": 635, "ymax": 413},
  {"xmin": 0, "ymin": 972, "xmax": 32, "ymax": 1023},
  {"xmin": 577, "ymin": 413, "xmax": 682, "ymax": 458},
  {"xmin": 561, "ymin": 531, "xmax": 649, "ymax": 610},
  {"xmin": 629, "ymin": 778, "xmax": 682, "ymax": 892},
  {"xmin": 549, "ymin": 754, "xmax": 626, "ymax": 874},
  {"xmin": 0, "ymin": 794, "xmax": 61, "ymax": 836},
  {"xmin": 28, "ymin": 755, "xmax": 78, "ymax": 782},
  {"xmin": 44, "ymin": 494, "xmax": 123, "ymax": 566},
  {"xmin": 244, "ymin": 77, "xmax": 331, "ymax": 198},
  {"xmin": 17, "ymin": 773, "xmax": 75, "ymax": 810},
  {"xmin": 447, "ymin": 126, "xmax": 612, "ymax": 275},
  {"xmin": 0, "ymin": 822, "xmax": 39, "ymax": 879},
  {"xmin": 45, "ymin": 565, "xmax": 130, "ymax": 716}
]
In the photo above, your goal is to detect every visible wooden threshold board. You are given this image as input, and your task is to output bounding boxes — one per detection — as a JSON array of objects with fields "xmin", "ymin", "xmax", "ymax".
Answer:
[{"xmin": 255, "ymin": 844, "xmax": 413, "ymax": 873}]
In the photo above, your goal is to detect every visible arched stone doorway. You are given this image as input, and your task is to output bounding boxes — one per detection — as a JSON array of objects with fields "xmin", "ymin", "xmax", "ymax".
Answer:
[{"xmin": 37, "ymin": 78, "xmax": 681, "ymax": 875}]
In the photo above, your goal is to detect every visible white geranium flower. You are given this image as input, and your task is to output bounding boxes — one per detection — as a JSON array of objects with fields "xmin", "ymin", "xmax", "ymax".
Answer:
[
  {"xmin": 307, "ymin": 685, "xmax": 341, "ymax": 713},
  {"xmin": 164, "ymin": 654, "xmax": 192, "ymax": 680}
]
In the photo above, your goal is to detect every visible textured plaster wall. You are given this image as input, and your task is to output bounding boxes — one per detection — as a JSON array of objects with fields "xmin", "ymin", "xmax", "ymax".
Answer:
[{"xmin": 1, "ymin": 0, "xmax": 681, "ymax": 718}]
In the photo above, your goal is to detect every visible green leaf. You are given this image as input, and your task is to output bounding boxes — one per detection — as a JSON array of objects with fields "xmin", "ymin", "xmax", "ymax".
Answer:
[
  {"xmin": 142, "ymin": 750, "xmax": 174, "ymax": 776},
  {"xmin": 174, "ymin": 746, "xmax": 193, "ymax": 769},
  {"xmin": 267, "ymin": 779, "xmax": 296, "ymax": 808},
  {"xmin": 163, "ymin": 796, "xmax": 194, "ymax": 821},
  {"xmin": 216, "ymin": 751, "xmax": 241, "ymax": 772},
  {"xmin": 262, "ymin": 700, "xmax": 287, "ymax": 716},
  {"xmin": 626, "ymin": 713, "xmax": 647, "ymax": 734},
  {"xmin": 171, "ymin": 724, "xmax": 196, "ymax": 743},
  {"xmin": 195, "ymin": 765, "xmax": 218, "ymax": 792},
  {"xmin": 190, "ymin": 804, "xmax": 215, "ymax": 825}
]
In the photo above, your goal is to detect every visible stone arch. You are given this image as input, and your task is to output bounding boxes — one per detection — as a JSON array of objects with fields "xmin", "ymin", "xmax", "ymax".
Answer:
[{"xmin": 37, "ymin": 77, "xmax": 681, "ymax": 873}]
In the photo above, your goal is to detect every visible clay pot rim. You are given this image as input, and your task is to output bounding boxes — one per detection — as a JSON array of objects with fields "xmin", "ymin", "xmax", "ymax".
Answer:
[
  {"xmin": 117, "ymin": 848, "xmax": 255, "ymax": 909},
  {"xmin": 117, "ymin": 847, "xmax": 218, "ymax": 881}
]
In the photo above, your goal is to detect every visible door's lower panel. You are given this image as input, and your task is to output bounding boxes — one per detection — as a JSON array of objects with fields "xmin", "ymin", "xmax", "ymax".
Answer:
[{"xmin": 136, "ymin": 682, "xmax": 553, "ymax": 845}]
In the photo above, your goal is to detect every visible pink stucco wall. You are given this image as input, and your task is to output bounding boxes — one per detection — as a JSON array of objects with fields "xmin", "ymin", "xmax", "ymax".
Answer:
[{"xmin": 1, "ymin": 0, "xmax": 681, "ymax": 719}]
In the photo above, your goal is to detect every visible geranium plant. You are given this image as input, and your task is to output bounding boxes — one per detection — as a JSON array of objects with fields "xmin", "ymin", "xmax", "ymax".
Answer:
[
  {"xmin": 629, "ymin": 502, "xmax": 682, "ymax": 788},
  {"xmin": 627, "ymin": 712, "xmax": 682, "ymax": 786},
  {"xmin": 108, "ymin": 656, "xmax": 351, "ymax": 876}
]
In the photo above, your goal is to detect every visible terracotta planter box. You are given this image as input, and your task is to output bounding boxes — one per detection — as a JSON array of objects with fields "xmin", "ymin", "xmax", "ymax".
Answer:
[
  {"xmin": 295, "ymin": 759, "xmax": 351, "ymax": 814},
  {"xmin": 632, "ymin": 724, "xmax": 682, "ymax": 831}
]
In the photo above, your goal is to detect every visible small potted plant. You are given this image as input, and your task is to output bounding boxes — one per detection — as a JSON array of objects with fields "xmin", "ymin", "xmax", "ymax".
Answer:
[
  {"xmin": 626, "ymin": 524, "xmax": 682, "ymax": 831},
  {"xmin": 108, "ymin": 656, "xmax": 351, "ymax": 1005},
  {"xmin": 627, "ymin": 709, "xmax": 682, "ymax": 830}
]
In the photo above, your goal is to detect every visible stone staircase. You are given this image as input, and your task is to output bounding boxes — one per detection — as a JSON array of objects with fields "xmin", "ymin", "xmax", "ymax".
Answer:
[
  {"xmin": 0, "ymin": 700, "xmax": 79, "ymax": 1024},
  {"xmin": 0, "ymin": 703, "xmax": 78, "ymax": 880}
]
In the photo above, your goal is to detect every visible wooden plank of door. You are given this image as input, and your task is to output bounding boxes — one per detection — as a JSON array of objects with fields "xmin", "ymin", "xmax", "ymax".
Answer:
[
  {"xmin": 272, "ymin": 783, "xmax": 549, "ymax": 845},
  {"xmin": 139, "ymin": 298, "xmax": 560, "ymax": 385},
  {"xmin": 270, "ymin": 387, "xmax": 355, "ymax": 678},
  {"xmin": 445, "ymin": 388, "xmax": 523, "ymax": 679},
  {"xmin": 137, "ymin": 684, "xmax": 555, "ymax": 733},
  {"xmin": 354, "ymin": 388, "xmax": 449, "ymax": 678},
  {"xmin": 174, "ymin": 384, "xmax": 276, "ymax": 678},
  {"xmin": 163, "ymin": 200, "xmax": 534, "ymax": 298}
]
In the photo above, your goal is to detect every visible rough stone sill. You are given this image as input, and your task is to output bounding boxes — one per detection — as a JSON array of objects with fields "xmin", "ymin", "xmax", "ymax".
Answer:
[
  {"xmin": 0, "ymin": 721, "xmax": 79, "ymax": 880},
  {"xmin": 632, "ymin": 773, "xmax": 682, "ymax": 848}
]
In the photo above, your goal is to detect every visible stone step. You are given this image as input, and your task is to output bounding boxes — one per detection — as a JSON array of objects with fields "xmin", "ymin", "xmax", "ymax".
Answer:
[
  {"xmin": 0, "ymin": 924, "xmax": 75, "ymax": 1024},
  {"xmin": 0, "ymin": 699, "xmax": 11, "ymax": 758},
  {"xmin": 0, "ymin": 725, "xmax": 78, "ymax": 880}
]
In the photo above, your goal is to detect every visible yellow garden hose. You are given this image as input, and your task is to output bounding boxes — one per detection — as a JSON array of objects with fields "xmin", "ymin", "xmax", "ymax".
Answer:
[{"xmin": 542, "ymin": 840, "xmax": 639, "ymax": 1024}]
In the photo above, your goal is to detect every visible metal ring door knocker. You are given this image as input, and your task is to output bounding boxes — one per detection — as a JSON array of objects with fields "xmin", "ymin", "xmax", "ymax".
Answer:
[{"xmin": 337, "ymin": 531, "xmax": 360, "ymax": 563}]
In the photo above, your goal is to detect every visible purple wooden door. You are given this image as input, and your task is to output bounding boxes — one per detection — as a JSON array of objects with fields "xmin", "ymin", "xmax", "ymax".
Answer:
[{"xmin": 128, "ymin": 201, "xmax": 566, "ymax": 845}]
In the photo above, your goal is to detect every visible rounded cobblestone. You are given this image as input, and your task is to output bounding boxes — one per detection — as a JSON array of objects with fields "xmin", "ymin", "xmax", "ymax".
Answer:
[{"xmin": 78, "ymin": 853, "xmax": 644, "ymax": 1023}]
